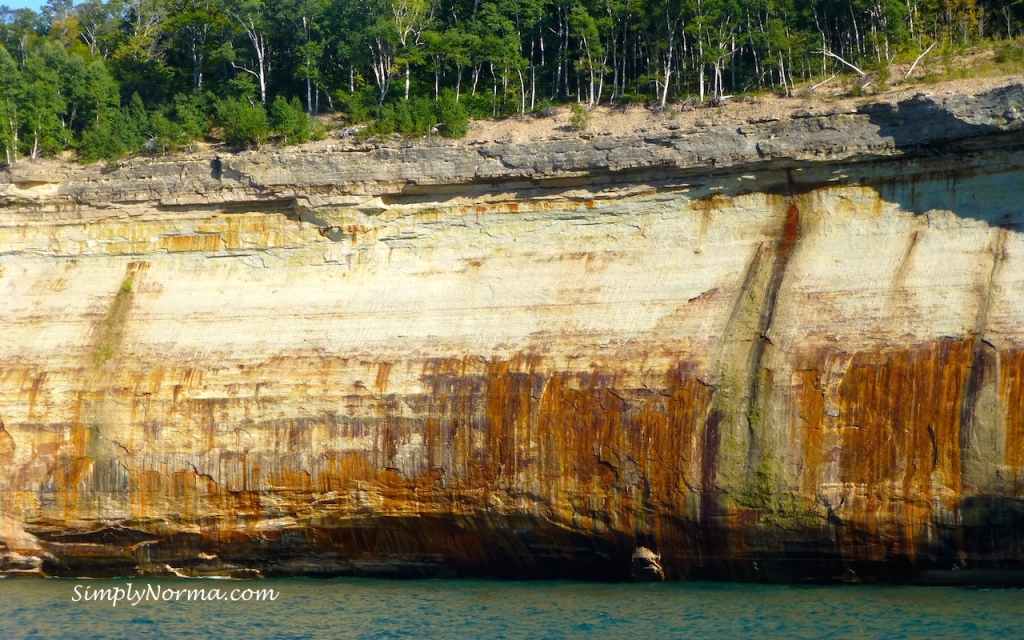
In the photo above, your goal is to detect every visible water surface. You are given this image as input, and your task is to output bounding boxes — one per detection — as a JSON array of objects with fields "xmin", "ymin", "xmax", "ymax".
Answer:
[{"xmin": 1, "ymin": 577, "xmax": 1020, "ymax": 638}]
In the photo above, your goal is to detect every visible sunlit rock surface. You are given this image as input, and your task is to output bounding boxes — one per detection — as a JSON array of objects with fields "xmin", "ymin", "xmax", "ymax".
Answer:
[{"xmin": 2, "ymin": 85, "xmax": 1024, "ymax": 581}]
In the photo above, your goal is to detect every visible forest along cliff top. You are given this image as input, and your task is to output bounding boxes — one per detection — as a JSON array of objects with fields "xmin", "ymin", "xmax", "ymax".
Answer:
[
  {"xmin": 2, "ymin": 73, "xmax": 1024, "ymax": 211},
  {"xmin": 459, "ymin": 74, "xmax": 1024, "ymax": 145}
]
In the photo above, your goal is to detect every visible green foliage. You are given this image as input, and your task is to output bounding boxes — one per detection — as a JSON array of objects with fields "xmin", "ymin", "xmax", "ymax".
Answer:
[
  {"xmin": 149, "ymin": 94, "xmax": 208, "ymax": 154},
  {"xmin": 996, "ymin": 40, "xmax": 1024, "ymax": 63},
  {"xmin": 61, "ymin": 53, "xmax": 120, "ymax": 137},
  {"xmin": 21, "ymin": 45, "xmax": 69, "ymax": 157},
  {"xmin": 341, "ymin": 88, "xmax": 379, "ymax": 124},
  {"xmin": 360, "ymin": 93, "xmax": 469, "ymax": 140},
  {"xmin": 437, "ymin": 90, "xmax": 468, "ymax": 138},
  {"xmin": 78, "ymin": 121, "xmax": 126, "ymax": 163},
  {"xmin": 227, "ymin": 74, "xmax": 261, "ymax": 101},
  {"xmin": 460, "ymin": 93, "xmax": 495, "ymax": 120},
  {"xmin": 95, "ymin": 343, "xmax": 115, "ymax": 366},
  {"xmin": 395, "ymin": 97, "xmax": 435, "ymax": 136},
  {"xmin": 372, "ymin": 104, "xmax": 397, "ymax": 137},
  {"xmin": 533, "ymin": 97, "xmax": 554, "ymax": 115},
  {"xmin": 78, "ymin": 92, "xmax": 151, "ymax": 162},
  {"xmin": 149, "ymin": 112, "xmax": 178, "ymax": 152},
  {"xmin": 118, "ymin": 92, "xmax": 150, "ymax": 149},
  {"xmin": 270, "ymin": 95, "xmax": 312, "ymax": 144},
  {"xmin": 173, "ymin": 94, "xmax": 209, "ymax": 142},
  {"xmin": 871, "ymin": 57, "xmax": 892, "ymax": 91},
  {"xmin": 0, "ymin": 45, "xmax": 22, "ymax": 164},
  {"xmin": 216, "ymin": 97, "xmax": 269, "ymax": 148},
  {"xmin": 569, "ymin": 103, "xmax": 590, "ymax": 132},
  {"xmin": 2, "ymin": 0, "xmax": 1024, "ymax": 163}
]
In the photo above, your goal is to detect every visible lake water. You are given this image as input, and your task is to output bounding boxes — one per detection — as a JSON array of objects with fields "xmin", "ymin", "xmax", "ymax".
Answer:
[{"xmin": 1, "ymin": 577, "xmax": 1021, "ymax": 638}]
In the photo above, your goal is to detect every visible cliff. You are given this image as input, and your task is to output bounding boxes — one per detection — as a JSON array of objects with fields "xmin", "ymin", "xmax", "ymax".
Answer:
[{"xmin": 2, "ymin": 81, "xmax": 1024, "ymax": 582}]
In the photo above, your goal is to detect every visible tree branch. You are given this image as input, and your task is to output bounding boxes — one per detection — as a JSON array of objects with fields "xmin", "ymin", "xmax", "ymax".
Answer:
[
  {"xmin": 230, "ymin": 61, "xmax": 260, "ymax": 78},
  {"xmin": 816, "ymin": 49, "xmax": 866, "ymax": 77},
  {"xmin": 807, "ymin": 72, "xmax": 839, "ymax": 92},
  {"xmin": 902, "ymin": 42, "xmax": 936, "ymax": 82}
]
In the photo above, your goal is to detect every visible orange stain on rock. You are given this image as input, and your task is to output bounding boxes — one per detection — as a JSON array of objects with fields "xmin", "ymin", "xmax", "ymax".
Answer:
[
  {"xmin": 838, "ymin": 339, "xmax": 970, "ymax": 492},
  {"xmin": 794, "ymin": 368, "xmax": 826, "ymax": 497},
  {"xmin": 1001, "ymin": 350, "xmax": 1024, "ymax": 472},
  {"xmin": 158, "ymin": 234, "xmax": 222, "ymax": 253},
  {"xmin": 781, "ymin": 202, "xmax": 801, "ymax": 257}
]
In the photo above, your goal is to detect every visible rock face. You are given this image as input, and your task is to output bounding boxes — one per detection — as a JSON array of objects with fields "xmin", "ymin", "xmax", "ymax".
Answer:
[{"xmin": 2, "ymin": 85, "xmax": 1024, "ymax": 581}]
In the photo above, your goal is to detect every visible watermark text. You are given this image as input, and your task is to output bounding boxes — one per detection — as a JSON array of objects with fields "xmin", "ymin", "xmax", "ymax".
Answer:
[{"xmin": 71, "ymin": 582, "xmax": 279, "ymax": 607}]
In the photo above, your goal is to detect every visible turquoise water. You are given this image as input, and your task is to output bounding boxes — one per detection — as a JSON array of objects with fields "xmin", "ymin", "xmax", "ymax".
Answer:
[{"xmin": 1, "ymin": 578, "xmax": 1021, "ymax": 639}]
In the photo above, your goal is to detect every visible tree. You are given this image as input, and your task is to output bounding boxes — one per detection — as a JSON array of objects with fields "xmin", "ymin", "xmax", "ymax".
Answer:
[
  {"xmin": 271, "ymin": 0, "xmax": 328, "ymax": 113},
  {"xmin": 946, "ymin": 0, "xmax": 980, "ymax": 43},
  {"xmin": 569, "ymin": 2, "xmax": 606, "ymax": 107},
  {"xmin": 438, "ymin": 28, "xmax": 480, "ymax": 101},
  {"xmin": 436, "ymin": 88, "xmax": 467, "ymax": 136},
  {"xmin": 0, "ymin": 8, "xmax": 44, "ymax": 64},
  {"xmin": 365, "ymin": 0, "xmax": 400, "ymax": 105},
  {"xmin": 474, "ymin": 1, "xmax": 526, "ymax": 114},
  {"xmin": 0, "ymin": 0, "xmax": 1021, "ymax": 161},
  {"xmin": 165, "ymin": 0, "xmax": 230, "ymax": 95},
  {"xmin": 216, "ymin": 95, "xmax": 269, "ymax": 146},
  {"xmin": 109, "ymin": 0, "xmax": 174, "ymax": 104},
  {"xmin": 0, "ymin": 44, "xmax": 24, "ymax": 164},
  {"xmin": 21, "ymin": 43, "xmax": 68, "ymax": 158},
  {"xmin": 392, "ymin": 0, "xmax": 431, "ymax": 100},
  {"xmin": 227, "ymin": 0, "xmax": 271, "ymax": 104},
  {"xmin": 118, "ymin": 0, "xmax": 170, "ymax": 59},
  {"xmin": 270, "ymin": 94, "xmax": 311, "ymax": 143},
  {"xmin": 149, "ymin": 92, "xmax": 208, "ymax": 151},
  {"xmin": 66, "ymin": 55, "xmax": 121, "ymax": 135},
  {"xmin": 647, "ymin": 0, "xmax": 682, "ymax": 108},
  {"xmin": 74, "ymin": 0, "xmax": 121, "ymax": 57}
]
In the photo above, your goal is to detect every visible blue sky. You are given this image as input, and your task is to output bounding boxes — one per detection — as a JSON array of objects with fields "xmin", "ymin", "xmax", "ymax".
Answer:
[{"xmin": 2, "ymin": 1, "xmax": 49, "ymax": 11}]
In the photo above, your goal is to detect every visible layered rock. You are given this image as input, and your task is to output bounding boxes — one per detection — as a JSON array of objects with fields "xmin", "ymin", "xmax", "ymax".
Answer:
[{"xmin": 1, "ymin": 84, "xmax": 1024, "ymax": 581}]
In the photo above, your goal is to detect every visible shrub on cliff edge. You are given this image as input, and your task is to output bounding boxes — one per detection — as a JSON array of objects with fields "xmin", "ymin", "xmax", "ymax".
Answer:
[
  {"xmin": 570, "ymin": 103, "xmax": 591, "ymax": 132},
  {"xmin": 437, "ymin": 90, "xmax": 468, "ymax": 138},
  {"xmin": 216, "ymin": 97, "xmax": 269, "ymax": 149},
  {"xmin": 270, "ymin": 96, "xmax": 312, "ymax": 145}
]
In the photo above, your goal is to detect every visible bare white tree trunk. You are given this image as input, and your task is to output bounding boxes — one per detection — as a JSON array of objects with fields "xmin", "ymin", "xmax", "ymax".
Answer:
[
  {"xmin": 230, "ymin": 12, "xmax": 268, "ymax": 104},
  {"xmin": 369, "ymin": 37, "xmax": 395, "ymax": 105},
  {"xmin": 659, "ymin": 12, "xmax": 675, "ymax": 109},
  {"xmin": 517, "ymin": 68, "xmax": 526, "ymax": 114}
]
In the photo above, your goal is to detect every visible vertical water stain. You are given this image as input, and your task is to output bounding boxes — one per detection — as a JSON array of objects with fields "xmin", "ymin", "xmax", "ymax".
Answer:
[
  {"xmin": 52, "ymin": 262, "xmax": 147, "ymax": 518},
  {"xmin": 709, "ymin": 195, "xmax": 803, "ymax": 503},
  {"xmin": 960, "ymin": 229, "xmax": 1009, "ymax": 491}
]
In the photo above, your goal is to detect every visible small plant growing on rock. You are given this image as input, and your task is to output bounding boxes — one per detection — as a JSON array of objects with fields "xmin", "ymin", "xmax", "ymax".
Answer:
[{"xmin": 95, "ymin": 344, "xmax": 115, "ymax": 366}]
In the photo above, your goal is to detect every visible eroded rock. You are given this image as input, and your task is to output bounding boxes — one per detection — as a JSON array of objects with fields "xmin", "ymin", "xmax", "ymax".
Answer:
[{"xmin": 1, "ymin": 85, "xmax": 1024, "ymax": 581}]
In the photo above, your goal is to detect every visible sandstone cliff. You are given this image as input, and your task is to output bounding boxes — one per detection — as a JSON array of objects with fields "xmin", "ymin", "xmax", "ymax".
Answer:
[{"xmin": 2, "ymin": 83, "xmax": 1024, "ymax": 581}]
